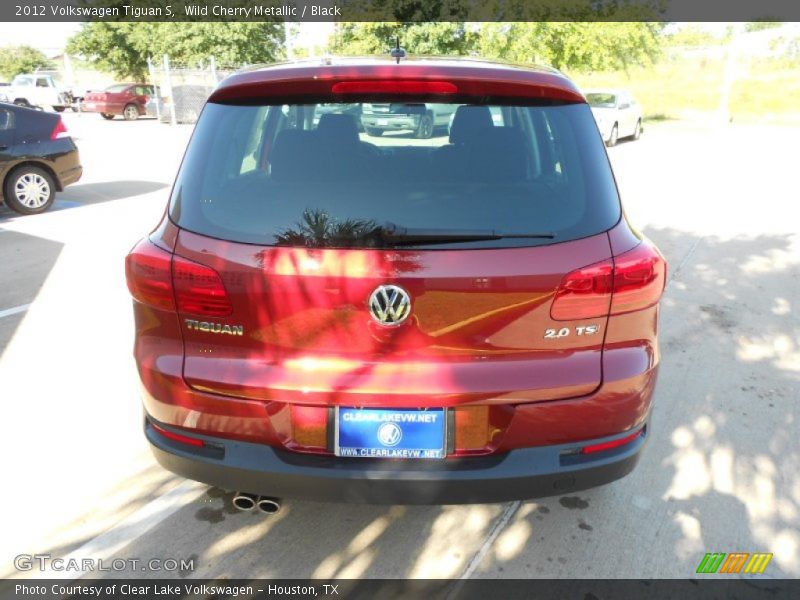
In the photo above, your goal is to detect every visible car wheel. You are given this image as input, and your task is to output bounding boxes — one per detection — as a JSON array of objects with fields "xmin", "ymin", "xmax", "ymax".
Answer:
[
  {"xmin": 365, "ymin": 127, "xmax": 383, "ymax": 137},
  {"xmin": 607, "ymin": 123, "xmax": 618, "ymax": 147},
  {"xmin": 3, "ymin": 166, "xmax": 56, "ymax": 215},
  {"xmin": 415, "ymin": 113, "xmax": 434, "ymax": 139},
  {"xmin": 101, "ymin": 113, "xmax": 114, "ymax": 120},
  {"xmin": 13, "ymin": 99, "xmax": 31, "ymax": 108},
  {"xmin": 53, "ymin": 106, "xmax": 65, "ymax": 113},
  {"xmin": 123, "ymin": 103, "xmax": 140, "ymax": 121},
  {"xmin": 633, "ymin": 119, "xmax": 642, "ymax": 140}
]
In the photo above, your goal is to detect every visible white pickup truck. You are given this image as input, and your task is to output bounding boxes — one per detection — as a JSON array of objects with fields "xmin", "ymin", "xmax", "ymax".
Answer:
[{"xmin": 2, "ymin": 73, "xmax": 72, "ymax": 111}]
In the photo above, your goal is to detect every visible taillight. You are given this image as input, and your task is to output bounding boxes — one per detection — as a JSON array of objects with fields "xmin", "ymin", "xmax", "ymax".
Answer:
[
  {"xmin": 50, "ymin": 118, "xmax": 69, "ymax": 140},
  {"xmin": 331, "ymin": 81, "xmax": 458, "ymax": 95},
  {"xmin": 125, "ymin": 239, "xmax": 232, "ymax": 317},
  {"xmin": 125, "ymin": 239, "xmax": 175, "ymax": 310},
  {"xmin": 172, "ymin": 255, "xmax": 232, "ymax": 317},
  {"xmin": 551, "ymin": 240, "xmax": 666, "ymax": 320},
  {"xmin": 609, "ymin": 242, "xmax": 667, "ymax": 315},
  {"xmin": 550, "ymin": 261, "xmax": 613, "ymax": 320}
]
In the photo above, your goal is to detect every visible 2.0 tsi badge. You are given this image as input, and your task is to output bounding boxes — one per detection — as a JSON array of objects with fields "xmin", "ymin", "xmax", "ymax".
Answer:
[{"xmin": 368, "ymin": 285, "xmax": 411, "ymax": 326}]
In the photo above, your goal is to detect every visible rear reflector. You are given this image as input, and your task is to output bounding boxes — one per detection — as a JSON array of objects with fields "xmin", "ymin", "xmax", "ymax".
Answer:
[
  {"xmin": 550, "ymin": 240, "xmax": 666, "ymax": 320},
  {"xmin": 331, "ymin": 81, "xmax": 458, "ymax": 95},
  {"xmin": 581, "ymin": 428, "xmax": 643, "ymax": 454},
  {"xmin": 125, "ymin": 238, "xmax": 232, "ymax": 317},
  {"xmin": 151, "ymin": 422, "xmax": 204, "ymax": 448},
  {"xmin": 50, "ymin": 118, "xmax": 69, "ymax": 140},
  {"xmin": 173, "ymin": 255, "xmax": 233, "ymax": 317}
]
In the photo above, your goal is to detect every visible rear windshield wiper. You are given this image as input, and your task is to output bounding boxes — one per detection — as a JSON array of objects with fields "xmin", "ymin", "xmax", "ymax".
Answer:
[{"xmin": 379, "ymin": 222, "xmax": 555, "ymax": 246}]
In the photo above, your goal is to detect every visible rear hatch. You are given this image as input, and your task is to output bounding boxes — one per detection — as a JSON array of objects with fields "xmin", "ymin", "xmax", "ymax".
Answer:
[{"xmin": 167, "ymin": 95, "xmax": 622, "ymax": 407}]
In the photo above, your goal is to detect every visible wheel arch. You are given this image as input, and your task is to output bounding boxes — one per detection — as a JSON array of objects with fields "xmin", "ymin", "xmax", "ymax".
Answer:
[{"xmin": 2, "ymin": 160, "xmax": 63, "ymax": 198}]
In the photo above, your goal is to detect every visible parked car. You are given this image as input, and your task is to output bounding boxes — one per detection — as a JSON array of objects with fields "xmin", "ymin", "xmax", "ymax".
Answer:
[
  {"xmin": 361, "ymin": 102, "xmax": 458, "ymax": 138},
  {"xmin": 126, "ymin": 57, "xmax": 666, "ymax": 508},
  {"xmin": 0, "ymin": 103, "xmax": 82, "ymax": 214},
  {"xmin": 81, "ymin": 84, "xmax": 155, "ymax": 120},
  {"xmin": 584, "ymin": 89, "xmax": 643, "ymax": 146},
  {"xmin": 313, "ymin": 103, "xmax": 362, "ymax": 128},
  {"xmin": 4, "ymin": 73, "xmax": 72, "ymax": 112}
]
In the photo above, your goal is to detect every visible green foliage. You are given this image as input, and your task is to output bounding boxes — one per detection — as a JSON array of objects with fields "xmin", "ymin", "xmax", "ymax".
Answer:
[
  {"xmin": 67, "ymin": 22, "xmax": 285, "ymax": 80},
  {"xmin": 331, "ymin": 22, "xmax": 475, "ymax": 56},
  {"xmin": 744, "ymin": 21, "xmax": 783, "ymax": 33},
  {"xmin": 0, "ymin": 46, "xmax": 52, "ymax": 80},
  {"xmin": 329, "ymin": 21, "xmax": 663, "ymax": 74},
  {"xmin": 665, "ymin": 25, "xmax": 722, "ymax": 47},
  {"xmin": 476, "ymin": 23, "xmax": 665, "ymax": 73}
]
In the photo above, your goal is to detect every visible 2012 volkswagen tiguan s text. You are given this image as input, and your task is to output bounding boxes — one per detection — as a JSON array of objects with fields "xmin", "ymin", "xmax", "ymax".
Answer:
[{"xmin": 126, "ymin": 58, "xmax": 666, "ymax": 505}]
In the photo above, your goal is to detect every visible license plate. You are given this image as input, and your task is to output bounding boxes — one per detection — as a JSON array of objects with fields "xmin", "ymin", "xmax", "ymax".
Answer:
[
  {"xmin": 335, "ymin": 408, "xmax": 446, "ymax": 459},
  {"xmin": 377, "ymin": 118, "xmax": 389, "ymax": 125}
]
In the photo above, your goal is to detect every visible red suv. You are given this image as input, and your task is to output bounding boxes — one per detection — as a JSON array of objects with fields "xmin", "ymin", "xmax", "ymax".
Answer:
[{"xmin": 126, "ymin": 58, "xmax": 666, "ymax": 507}]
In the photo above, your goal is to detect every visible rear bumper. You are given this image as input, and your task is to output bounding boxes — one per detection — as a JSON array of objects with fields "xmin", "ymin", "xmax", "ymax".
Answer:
[
  {"xmin": 81, "ymin": 101, "xmax": 113, "ymax": 113},
  {"xmin": 361, "ymin": 115, "xmax": 419, "ymax": 131},
  {"xmin": 146, "ymin": 417, "xmax": 647, "ymax": 504}
]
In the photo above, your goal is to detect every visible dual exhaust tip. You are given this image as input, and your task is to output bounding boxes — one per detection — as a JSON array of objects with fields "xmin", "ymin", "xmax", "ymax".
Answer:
[{"xmin": 232, "ymin": 492, "xmax": 281, "ymax": 514}]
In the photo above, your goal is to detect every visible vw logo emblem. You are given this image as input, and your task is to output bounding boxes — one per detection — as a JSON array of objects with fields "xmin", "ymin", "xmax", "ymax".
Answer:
[
  {"xmin": 377, "ymin": 422, "xmax": 403, "ymax": 447},
  {"xmin": 368, "ymin": 285, "xmax": 411, "ymax": 327}
]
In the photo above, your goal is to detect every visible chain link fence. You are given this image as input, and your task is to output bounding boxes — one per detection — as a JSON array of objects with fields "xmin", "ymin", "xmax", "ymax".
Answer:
[{"xmin": 148, "ymin": 56, "xmax": 240, "ymax": 124}]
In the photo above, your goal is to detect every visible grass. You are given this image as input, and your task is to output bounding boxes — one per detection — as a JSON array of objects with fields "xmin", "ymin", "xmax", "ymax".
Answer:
[{"xmin": 570, "ymin": 54, "xmax": 800, "ymax": 125}]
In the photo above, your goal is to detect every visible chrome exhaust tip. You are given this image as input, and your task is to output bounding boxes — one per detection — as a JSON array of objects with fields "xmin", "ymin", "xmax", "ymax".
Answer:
[
  {"xmin": 232, "ymin": 492, "xmax": 257, "ymax": 511},
  {"xmin": 256, "ymin": 496, "xmax": 281, "ymax": 514}
]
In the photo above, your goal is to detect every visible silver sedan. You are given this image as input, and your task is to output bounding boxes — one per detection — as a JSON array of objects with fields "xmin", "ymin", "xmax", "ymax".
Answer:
[{"xmin": 585, "ymin": 89, "xmax": 644, "ymax": 146}]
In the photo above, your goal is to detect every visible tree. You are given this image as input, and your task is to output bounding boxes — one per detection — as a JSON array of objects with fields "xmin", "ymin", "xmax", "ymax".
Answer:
[
  {"xmin": 331, "ymin": 22, "xmax": 475, "ymax": 56},
  {"xmin": 476, "ymin": 23, "xmax": 665, "ymax": 73},
  {"xmin": 67, "ymin": 22, "xmax": 285, "ymax": 80},
  {"xmin": 0, "ymin": 46, "xmax": 52, "ymax": 80},
  {"xmin": 744, "ymin": 22, "xmax": 782, "ymax": 33}
]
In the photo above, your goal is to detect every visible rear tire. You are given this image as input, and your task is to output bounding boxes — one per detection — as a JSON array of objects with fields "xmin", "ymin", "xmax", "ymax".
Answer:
[
  {"xmin": 101, "ymin": 113, "xmax": 114, "ymax": 120},
  {"xmin": 607, "ymin": 123, "xmax": 619, "ymax": 147},
  {"xmin": 53, "ymin": 106, "xmax": 66, "ymax": 113},
  {"xmin": 3, "ymin": 165, "xmax": 56, "ymax": 215},
  {"xmin": 123, "ymin": 103, "xmax": 139, "ymax": 121},
  {"xmin": 365, "ymin": 127, "xmax": 383, "ymax": 137},
  {"xmin": 633, "ymin": 119, "xmax": 642, "ymax": 140},
  {"xmin": 415, "ymin": 113, "xmax": 434, "ymax": 139}
]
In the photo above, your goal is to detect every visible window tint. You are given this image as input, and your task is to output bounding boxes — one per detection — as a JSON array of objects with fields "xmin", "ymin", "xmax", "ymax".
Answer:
[
  {"xmin": 105, "ymin": 84, "xmax": 129, "ymax": 93},
  {"xmin": 36, "ymin": 78, "xmax": 49, "ymax": 88},
  {"xmin": 170, "ymin": 102, "xmax": 620, "ymax": 249}
]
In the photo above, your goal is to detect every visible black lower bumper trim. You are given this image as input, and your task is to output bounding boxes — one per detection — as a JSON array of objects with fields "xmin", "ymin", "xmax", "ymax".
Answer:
[{"xmin": 146, "ymin": 419, "xmax": 646, "ymax": 505}]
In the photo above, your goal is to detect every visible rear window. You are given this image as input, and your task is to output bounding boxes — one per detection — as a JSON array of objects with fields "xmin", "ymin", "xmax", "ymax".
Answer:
[
  {"xmin": 169, "ymin": 101, "xmax": 620, "ymax": 249},
  {"xmin": 106, "ymin": 84, "xmax": 129, "ymax": 93}
]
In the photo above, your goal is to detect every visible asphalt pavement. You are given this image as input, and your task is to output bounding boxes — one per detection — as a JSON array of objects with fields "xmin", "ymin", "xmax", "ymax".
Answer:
[{"xmin": 0, "ymin": 113, "xmax": 797, "ymax": 580}]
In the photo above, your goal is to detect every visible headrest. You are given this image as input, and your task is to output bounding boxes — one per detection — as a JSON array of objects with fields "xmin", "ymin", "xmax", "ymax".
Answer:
[
  {"xmin": 270, "ymin": 129, "xmax": 314, "ymax": 179},
  {"xmin": 316, "ymin": 113, "xmax": 360, "ymax": 146},
  {"xmin": 449, "ymin": 105, "xmax": 493, "ymax": 144}
]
